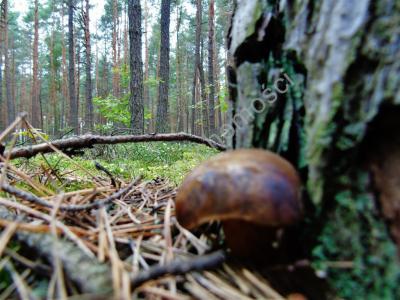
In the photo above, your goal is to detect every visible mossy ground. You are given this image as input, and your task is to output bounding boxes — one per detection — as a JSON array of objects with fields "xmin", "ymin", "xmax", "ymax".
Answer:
[{"xmin": 12, "ymin": 142, "xmax": 219, "ymax": 190}]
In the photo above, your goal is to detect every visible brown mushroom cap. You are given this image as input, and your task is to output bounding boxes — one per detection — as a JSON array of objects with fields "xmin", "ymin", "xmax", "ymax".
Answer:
[{"xmin": 175, "ymin": 149, "xmax": 302, "ymax": 230}]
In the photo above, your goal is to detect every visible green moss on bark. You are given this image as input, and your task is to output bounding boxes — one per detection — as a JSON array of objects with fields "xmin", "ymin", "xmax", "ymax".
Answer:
[{"xmin": 230, "ymin": 0, "xmax": 400, "ymax": 298}]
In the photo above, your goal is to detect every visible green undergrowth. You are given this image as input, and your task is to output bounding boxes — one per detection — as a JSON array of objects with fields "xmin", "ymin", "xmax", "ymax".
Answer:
[
  {"xmin": 13, "ymin": 142, "xmax": 218, "ymax": 190},
  {"xmin": 312, "ymin": 172, "xmax": 400, "ymax": 299}
]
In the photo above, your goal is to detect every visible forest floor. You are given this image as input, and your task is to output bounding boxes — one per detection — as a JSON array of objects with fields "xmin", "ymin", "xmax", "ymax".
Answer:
[{"xmin": 0, "ymin": 122, "xmax": 290, "ymax": 299}]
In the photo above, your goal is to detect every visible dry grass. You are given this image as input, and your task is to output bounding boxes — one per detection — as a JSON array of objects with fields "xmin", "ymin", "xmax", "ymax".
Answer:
[{"xmin": 0, "ymin": 116, "xmax": 288, "ymax": 299}]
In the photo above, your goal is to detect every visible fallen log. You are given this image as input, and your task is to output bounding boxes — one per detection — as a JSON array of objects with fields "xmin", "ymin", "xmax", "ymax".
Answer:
[{"xmin": 6, "ymin": 133, "xmax": 227, "ymax": 160}]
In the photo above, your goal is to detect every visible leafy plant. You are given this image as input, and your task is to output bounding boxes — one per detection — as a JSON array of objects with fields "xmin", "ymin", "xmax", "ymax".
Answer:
[{"xmin": 93, "ymin": 94, "xmax": 130, "ymax": 126}]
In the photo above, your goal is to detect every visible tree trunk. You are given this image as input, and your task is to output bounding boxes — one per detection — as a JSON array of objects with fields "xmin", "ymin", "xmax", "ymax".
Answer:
[
  {"xmin": 61, "ymin": 5, "xmax": 68, "ymax": 131},
  {"xmin": 68, "ymin": 0, "xmax": 78, "ymax": 134},
  {"xmin": 200, "ymin": 33, "xmax": 208, "ymax": 137},
  {"xmin": 83, "ymin": 0, "xmax": 93, "ymax": 132},
  {"xmin": 49, "ymin": 1, "xmax": 58, "ymax": 136},
  {"xmin": 3, "ymin": 0, "xmax": 14, "ymax": 125},
  {"xmin": 111, "ymin": 0, "xmax": 119, "ymax": 98},
  {"xmin": 95, "ymin": 42, "xmax": 99, "ymax": 97},
  {"xmin": 75, "ymin": 26, "xmax": 80, "ymax": 128},
  {"xmin": 123, "ymin": 2, "xmax": 128, "ymax": 68},
  {"xmin": 128, "ymin": 0, "xmax": 144, "ymax": 134},
  {"xmin": 208, "ymin": 0, "xmax": 216, "ymax": 136},
  {"xmin": 175, "ymin": 4, "xmax": 184, "ymax": 132},
  {"xmin": 31, "ymin": 0, "xmax": 41, "ymax": 129},
  {"xmin": 155, "ymin": 0, "xmax": 170, "ymax": 133},
  {"xmin": 0, "ymin": 1, "xmax": 4, "ymax": 130},
  {"xmin": 20, "ymin": 77, "xmax": 27, "ymax": 117},
  {"xmin": 143, "ymin": 0, "xmax": 150, "ymax": 132},
  {"xmin": 11, "ymin": 43, "xmax": 16, "ymax": 117},
  {"xmin": 191, "ymin": 0, "xmax": 202, "ymax": 136},
  {"xmin": 214, "ymin": 43, "xmax": 222, "ymax": 129},
  {"xmin": 228, "ymin": 1, "xmax": 400, "ymax": 298}
]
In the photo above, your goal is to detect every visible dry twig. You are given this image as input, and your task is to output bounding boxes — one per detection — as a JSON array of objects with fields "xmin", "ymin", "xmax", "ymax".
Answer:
[
  {"xmin": 131, "ymin": 250, "xmax": 226, "ymax": 288},
  {"xmin": 0, "ymin": 177, "xmax": 141, "ymax": 212}
]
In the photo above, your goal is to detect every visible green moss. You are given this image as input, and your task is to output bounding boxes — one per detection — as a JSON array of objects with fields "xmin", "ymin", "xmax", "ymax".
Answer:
[
  {"xmin": 253, "ymin": 52, "xmax": 306, "ymax": 164},
  {"xmin": 13, "ymin": 142, "xmax": 219, "ymax": 190},
  {"xmin": 313, "ymin": 172, "xmax": 400, "ymax": 299},
  {"xmin": 236, "ymin": 2, "xmax": 400, "ymax": 298}
]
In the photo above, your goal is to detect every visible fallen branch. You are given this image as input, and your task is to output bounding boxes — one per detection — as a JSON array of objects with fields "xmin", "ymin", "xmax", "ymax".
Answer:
[
  {"xmin": 0, "ymin": 176, "xmax": 141, "ymax": 212},
  {"xmin": 131, "ymin": 250, "xmax": 226, "ymax": 288},
  {"xmin": 95, "ymin": 161, "xmax": 117, "ymax": 188},
  {"xmin": 6, "ymin": 133, "xmax": 227, "ymax": 159},
  {"xmin": 0, "ymin": 206, "xmax": 113, "ymax": 294}
]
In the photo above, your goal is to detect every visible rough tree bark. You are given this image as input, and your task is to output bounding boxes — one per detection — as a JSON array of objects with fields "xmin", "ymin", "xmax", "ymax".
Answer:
[
  {"xmin": 68, "ymin": 0, "xmax": 78, "ymax": 134},
  {"xmin": 128, "ymin": 0, "xmax": 144, "ymax": 134},
  {"xmin": 83, "ymin": 0, "xmax": 93, "ymax": 132},
  {"xmin": 228, "ymin": 0, "xmax": 400, "ymax": 298},
  {"xmin": 155, "ymin": 0, "xmax": 171, "ymax": 133},
  {"xmin": 0, "ymin": 0, "xmax": 4, "ymax": 130}
]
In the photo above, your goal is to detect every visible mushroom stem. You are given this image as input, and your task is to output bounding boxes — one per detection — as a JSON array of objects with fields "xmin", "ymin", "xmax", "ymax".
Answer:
[{"xmin": 222, "ymin": 220, "xmax": 283, "ymax": 261}]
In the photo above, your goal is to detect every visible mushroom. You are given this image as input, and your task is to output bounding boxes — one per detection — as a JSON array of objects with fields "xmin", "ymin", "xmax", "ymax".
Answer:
[{"xmin": 175, "ymin": 149, "xmax": 302, "ymax": 261}]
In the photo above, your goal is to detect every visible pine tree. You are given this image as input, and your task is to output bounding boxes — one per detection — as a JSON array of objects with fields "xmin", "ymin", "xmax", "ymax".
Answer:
[
  {"xmin": 68, "ymin": 0, "xmax": 78, "ymax": 134},
  {"xmin": 155, "ymin": 0, "xmax": 171, "ymax": 133},
  {"xmin": 31, "ymin": 0, "xmax": 41, "ymax": 128},
  {"xmin": 128, "ymin": 0, "xmax": 144, "ymax": 134}
]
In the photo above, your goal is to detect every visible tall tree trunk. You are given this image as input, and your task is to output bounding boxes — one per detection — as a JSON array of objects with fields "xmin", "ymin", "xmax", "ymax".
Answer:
[
  {"xmin": 49, "ymin": 1, "xmax": 58, "ymax": 136},
  {"xmin": 184, "ymin": 53, "xmax": 190, "ymax": 133},
  {"xmin": 20, "ymin": 76, "xmax": 27, "ymax": 114},
  {"xmin": 111, "ymin": 0, "xmax": 119, "ymax": 97},
  {"xmin": 155, "ymin": 0, "xmax": 171, "ymax": 133},
  {"xmin": 128, "ymin": 0, "xmax": 144, "ymax": 134},
  {"xmin": 153, "ymin": 37, "xmax": 162, "ymax": 133},
  {"xmin": 61, "ymin": 5, "xmax": 68, "ymax": 131},
  {"xmin": 0, "ymin": 1, "xmax": 4, "ymax": 130},
  {"xmin": 3, "ymin": 0, "xmax": 14, "ymax": 125},
  {"xmin": 123, "ymin": 2, "xmax": 129, "ymax": 67},
  {"xmin": 143, "ymin": 0, "xmax": 150, "ymax": 132},
  {"xmin": 75, "ymin": 26, "xmax": 80, "ymax": 127},
  {"xmin": 31, "ymin": 0, "xmax": 41, "ymax": 128},
  {"xmin": 95, "ymin": 42, "xmax": 99, "ymax": 97},
  {"xmin": 228, "ymin": 1, "xmax": 400, "ymax": 299},
  {"xmin": 208, "ymin": 0, "xmax": 216, "ymax": 135},
  {"xmin": 214, "ymin": 42, "xmax": 222, "ymax": 129},
  {"xmin": 83, "ymin": 0, "xmax": 93, "ymax": 132},
  {"xmin": 175, "ymin": 4, "xmax": 184, "ymax": 132},
  {"xmin": 101, "ymin": 51, "xmax": 109, "ymax": 98},
  {"xmin": 68, "ymin": 0, "xmax": 78, "ymax": 134},
  {"xmin": 191, "ymin": 0, "xmax": 202, "ymax": 136},
  {"xmin": 11, "ymin": 44, "xmax": 16, "ymax": 115},
  {"xmin": 200, "ymin": 28, "xmax": 208, "ymax": 137}
]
